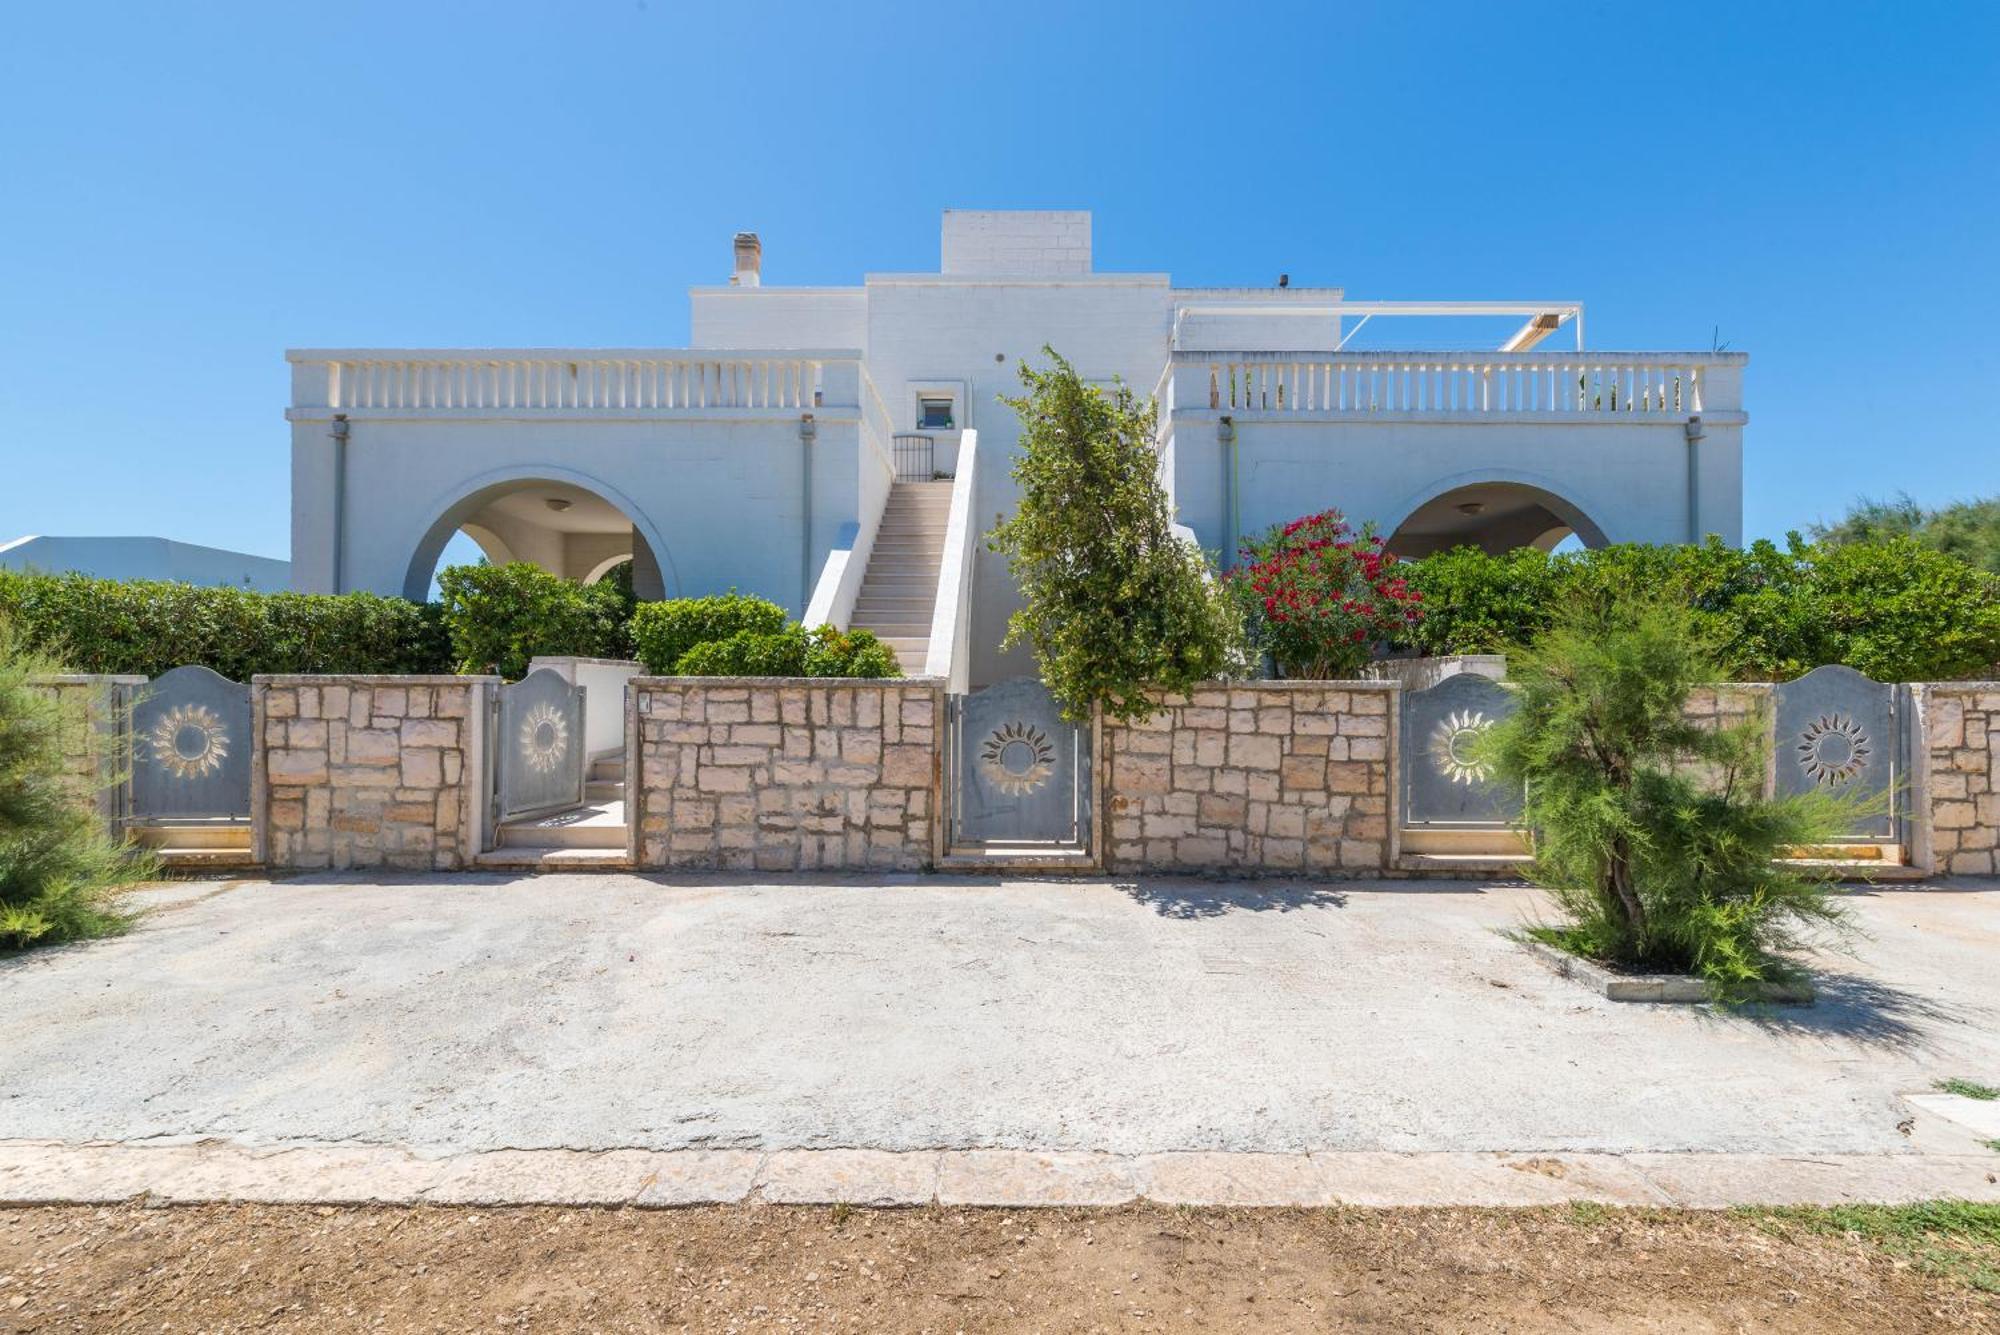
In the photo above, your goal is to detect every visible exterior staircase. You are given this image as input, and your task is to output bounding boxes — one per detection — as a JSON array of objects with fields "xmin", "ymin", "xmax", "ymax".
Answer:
[
  {"xmin": 850, "ymin": 480, "xmax": 952, "ymax": 674},
  {"xmin": 476, "ymin": 751, "xmax": 630, "ymax": 869}
]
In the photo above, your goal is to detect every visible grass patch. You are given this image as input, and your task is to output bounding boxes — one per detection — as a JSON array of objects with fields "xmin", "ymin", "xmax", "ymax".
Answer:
[
  {"xmin": 1935, "ymin": 1078, "xmax": 2000, "ymax": 1100},
  {"xmin": 1741, "ymin": 1201, "xmax": 2000, "ymax": 1293}
]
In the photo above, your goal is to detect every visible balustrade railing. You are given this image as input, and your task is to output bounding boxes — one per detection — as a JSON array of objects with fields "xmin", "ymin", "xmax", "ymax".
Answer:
[
  {"xmin": 1189, "ymin": 353, "xmax": 1740, "ymax": 418},
  {"xmin": 296, "ymin": 352, "xmax": 847, "ymax": 412}
]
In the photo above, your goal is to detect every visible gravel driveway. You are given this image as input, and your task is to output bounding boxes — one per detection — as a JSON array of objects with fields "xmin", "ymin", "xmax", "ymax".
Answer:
[{"xmin": 2, "ymin": 874, "xmax": 1996, "ymax": 1158}]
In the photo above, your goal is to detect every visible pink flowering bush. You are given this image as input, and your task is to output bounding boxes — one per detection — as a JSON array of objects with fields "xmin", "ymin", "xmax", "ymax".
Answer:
[{"xmin": 1225, "ymin": 510, "xmax": 1424, "ymax": 678}]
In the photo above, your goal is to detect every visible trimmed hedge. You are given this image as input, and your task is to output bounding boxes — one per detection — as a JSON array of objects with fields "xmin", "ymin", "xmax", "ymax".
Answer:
[
  {"xmin": 630, "ymin": 593, "xmax": 788, "ymax": 675},
  {"xmin": 435, "ymin": 562, "xmax": 629, "ymax": 679},
  {"xmin": 0, "ymin": 570, "xmax": 450, "ymax": 678},
  {"xmin": 1399, "ymin": 535, "xmax": 2000, "ymax": 682},
  {"xmin": 671, "ymin": 624, "xmax": 901, "ymax": 678}
]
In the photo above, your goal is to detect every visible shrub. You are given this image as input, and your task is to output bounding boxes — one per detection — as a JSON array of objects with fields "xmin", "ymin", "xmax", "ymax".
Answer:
[
  {"xmin": 0, "ymin": 570, "xmax": 451, "ymax": 678},
  {"xmin": 629, "ymin": 592, "xmax": 788, "ymax": 675},
  {"xmin": 435, "ymin": 562, "xmax": 628, "ymax": 679},
  {"xmin": 987, "ymin": 347, "xmax": 1246, "ymax": 720},
  {"xmin": 1477, "ymin": 597, "xmax": 1850, "ymax": 1001},
  {"xmin": 670, "ymin": 624, "xmax": 900, "ymax": 678},
  {"xmin": 0, "ymin": 626, "xmax": 154, "ymax": 949},
  {"xmin": 1399, "ymin": 536, "xmax": 2000, "ymax": 682},
  {"xmin": 1226, "ymin": 510, "xmax": 1423, "ymax": 678}
]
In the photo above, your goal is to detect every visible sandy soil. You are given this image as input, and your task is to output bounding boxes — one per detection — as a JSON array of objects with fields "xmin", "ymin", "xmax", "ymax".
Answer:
[{"xmin": 0, "ymin": 1203, "xmax": 1992, "ymax": 1333}]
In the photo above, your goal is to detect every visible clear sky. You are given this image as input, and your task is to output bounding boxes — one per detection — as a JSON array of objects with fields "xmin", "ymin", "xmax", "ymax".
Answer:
[{"xmin": 3, "ymin": 1, "xmax": 1996, "ymax": 562}]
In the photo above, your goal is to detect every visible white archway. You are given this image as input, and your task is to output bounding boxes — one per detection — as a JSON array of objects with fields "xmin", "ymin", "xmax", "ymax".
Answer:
[
  {"xmin": 1382, "ymin": 471, "xmax": 1610, "ymax": 559},
  {"xmin": 401, "ymin": 464, "xmax": 680, "ymax": 603}
]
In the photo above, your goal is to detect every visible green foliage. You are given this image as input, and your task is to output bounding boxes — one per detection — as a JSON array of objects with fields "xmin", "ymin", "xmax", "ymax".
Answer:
[
  {"xmin": 1225, "ymin": 511, "xmax": 1424, "ymax": 679},
  {"xmin": 629, "ymin": 592, "xmax": 788, "ymax": 675},
  {"xmin": 1935, "ymin": 1078, "xmax": 2000, "ymax": 1100},
  {"xmin": 988, "ymin": 347, "xmax": 1246, "ymax": 721},
  {"xmin": 1401, "ymin": 536, "xmax": 2000, "ymax": 682},
  {"xmin": 1744, "ymin": 1201, "xmax": 2000, "ymax": 1293},
  {"xmin": 1813, "ymin": 491, "xmax": 2000, "ymax": 576},
  {"xmin": 1478, "ymin": 598, "xmax": 1850, "ymax": 1001},
  {"xmin": 435, "ymin": 562, "xmax": 629, "ymax": 679},
  {"xmin": 0, "ymin": 570, "xmax": 450, "ymax": 679},
  {"xmin": 670, "ymin": 624, "xmax": 900, "ymax": 678},
  {"xmin": 0, "ymin": 627, "xmax": 153, "ymax": 950}
]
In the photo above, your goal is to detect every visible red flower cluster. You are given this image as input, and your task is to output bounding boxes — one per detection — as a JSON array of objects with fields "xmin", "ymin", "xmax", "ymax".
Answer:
[{"xmin": 1226, "ymin": 510, "xmax": 1424, "ymax": 678}]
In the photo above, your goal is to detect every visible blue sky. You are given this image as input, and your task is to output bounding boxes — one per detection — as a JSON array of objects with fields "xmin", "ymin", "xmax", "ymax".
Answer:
[{"xmin": 3, "ymin": 1, "xmax": 1996, "ymax": 562}]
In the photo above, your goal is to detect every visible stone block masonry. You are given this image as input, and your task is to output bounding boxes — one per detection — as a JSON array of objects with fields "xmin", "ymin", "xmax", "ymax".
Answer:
[
  {"xmin": 633, "ymin": 678, "xmax": 944, "ymax": 872},
  {"xmin": 1921, "ymin": 683, "xmax": 2000, "ymax": 875},
  {"xmin": 28, "ymin": 675, "xmax": 145, "ymax": 823},
  {"xmin": 1101, "ymin": 682, "xmax": 1397, "ymax": 875},
  {"xmin": 255, "ymin": 676, "xmax": 492, "ymax": 871}
]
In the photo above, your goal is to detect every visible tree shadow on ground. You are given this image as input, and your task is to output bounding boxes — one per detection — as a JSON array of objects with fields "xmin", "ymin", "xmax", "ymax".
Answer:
[
  {"xmin": 1119, "ymin": 879, "xmax": 1349, "ymax": 920},
  {"xmin": 1706, "ymin": 971, "xmax": 1975, "ymax": 1053}
]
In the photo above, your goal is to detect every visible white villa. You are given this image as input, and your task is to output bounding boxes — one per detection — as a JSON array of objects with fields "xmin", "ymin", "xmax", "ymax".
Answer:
[{"xmin": 287, "ymin": 209, "xmax": 1744, "ymax": 687}]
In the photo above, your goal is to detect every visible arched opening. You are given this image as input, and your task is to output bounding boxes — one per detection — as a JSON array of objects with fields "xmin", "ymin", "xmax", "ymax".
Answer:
[
  {"xmin": 1385, "ymin": 481, "xmax": 1609, "ymax": 560},
  {"xmin": 404, "ymin": 474, "xmax": 673, "ymax": 604}
]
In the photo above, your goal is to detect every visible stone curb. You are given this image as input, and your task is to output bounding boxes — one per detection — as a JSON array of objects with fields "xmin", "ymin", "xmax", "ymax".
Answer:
[
  {"xmin": 1520, "ymin": 940, "xmax": 1815, "ymax": 1004},
  {"xmin": 0, "ymin": 1141, "xmax": 1995, "ymax": 1210}
]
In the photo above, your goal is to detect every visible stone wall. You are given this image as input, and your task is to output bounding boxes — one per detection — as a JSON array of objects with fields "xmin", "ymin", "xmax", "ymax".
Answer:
[
  {"xmin": 633, "ymin": 678, "xmax": 942, "ymax": 871},
  {"xmin": 1922, "ymin": 683, "xmax": 2000, "ymax": 876},
  {"xmin": 28, "ymin": 675, "xmax": 143, "ymax": 822},
  {"xmin": 1101, "ymin": 683, "xmax": 1396, "ymax": 875},
  {"xmin": 256, "ymin": 676, "xmax": 491, "ymax": 871}
]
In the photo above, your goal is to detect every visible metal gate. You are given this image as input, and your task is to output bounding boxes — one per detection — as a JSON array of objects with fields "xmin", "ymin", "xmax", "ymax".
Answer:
[
  {"xmin": 947, "ymin": 677, "xmax": 1091, "ymax": 851},
  {"xmin": 1772, "ymin": 664, "xmax": 1902, "ymax": 842},
  {"xmin": 1398, "ymin": 672, "xmax": 1522, "ymax": 828},
  {"xmin": 128, "ymin": 665, "xmax": 252, "ymax": 822},
  {"xmin": 892, "ymin": 432, "xmax": 936, "ymax": 480},
  {"xmin": 492, "ymin": 667, "xmax": 587, "ymax": 822}
]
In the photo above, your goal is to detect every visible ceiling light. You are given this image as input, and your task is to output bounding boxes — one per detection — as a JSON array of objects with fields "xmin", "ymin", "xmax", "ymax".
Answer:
[
  {"xmin": 545, "ymin": 498, "xmax": 573, "ymax": 513},
  {"xmin": 1457, "ymin": 502, "xmax": 1486, "ymax": 516}
]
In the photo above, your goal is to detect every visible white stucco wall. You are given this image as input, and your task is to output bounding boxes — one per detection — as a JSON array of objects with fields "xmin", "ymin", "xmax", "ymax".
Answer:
[
  {"xmin": 289, "ymin": 413, "xmax": 860, "ymax": 615},
  {"xmin": 689, "ymin": 288, "xmax": 866, "ymax": 350}
]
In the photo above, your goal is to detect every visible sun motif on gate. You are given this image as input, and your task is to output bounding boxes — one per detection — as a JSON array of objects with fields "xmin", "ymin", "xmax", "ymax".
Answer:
[
  {"xmin": 1796, "ymin": 713, "xmax": 1869, "ymax": 786},
  {"xmin": 1429, "ymin": 709, "xmax": 1495, "ymax": 785},
  {"xmin": 519, "ymin": 701, "xmax": 571, "ymax": 774},
  {"xmin": 979, "ymin": 721, "xmax": 1057, "ymax": 796},
  {"xmin": 148, "ymin": 703, "xmax": 230, "ymax": 780}
]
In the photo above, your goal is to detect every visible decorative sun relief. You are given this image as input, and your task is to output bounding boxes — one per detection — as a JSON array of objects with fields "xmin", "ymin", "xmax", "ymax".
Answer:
[
  {"xmin": 149, "ymin": 703, "xmax": 230, "ymax": 780},
  {"xmin": 979, "ymin": 720, "xmax": 1057, "ymax": 796},
  {"xmin": 1796, "ymin": 713, "xmax": 1869, "ymax": 786},
  {"xmin": 520, "ymin": 701, "xmax": 571, "ymax": 774},
  {"xmin": 1429, "ymin": 709, "xmax": 1495, "ymax": 785}
]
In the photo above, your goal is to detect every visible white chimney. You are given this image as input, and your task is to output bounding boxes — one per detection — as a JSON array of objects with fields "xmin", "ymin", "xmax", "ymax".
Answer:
[{"xmin": 731, "ymin": 231, "xmax": 762, "ymax": 287}]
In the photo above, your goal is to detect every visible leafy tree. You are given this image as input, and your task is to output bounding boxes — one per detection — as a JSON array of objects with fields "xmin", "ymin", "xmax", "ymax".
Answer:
[
  {"xmin": 988, "ymin": 348, "xmax": 1245, "ymax": 720},
  {"xmin": 1813, "ymin": 492, "xmax": 2000, "ymax": 575},
  {"xmin": 435, "ymin": 562, "xmax": 628, "ymax": 679},
  {"xmin": 0, "ymin": 627, "xmax": 153, "ymax": 949},
  {"xmin": 1477, "ymin": 598, "xmax": 1849, "ymax": 1000}
]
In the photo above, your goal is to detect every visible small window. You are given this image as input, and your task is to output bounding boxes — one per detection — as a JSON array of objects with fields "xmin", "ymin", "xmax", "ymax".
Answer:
[{"xmin": 917, "ymin": 396, "xmax": 955, "ymax": 430}]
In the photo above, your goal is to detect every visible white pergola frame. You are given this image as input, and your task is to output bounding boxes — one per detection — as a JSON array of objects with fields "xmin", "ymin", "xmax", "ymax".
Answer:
[{"xmin": 1172, "ymin": 300, "xmax": 1585, "ymax": 352}]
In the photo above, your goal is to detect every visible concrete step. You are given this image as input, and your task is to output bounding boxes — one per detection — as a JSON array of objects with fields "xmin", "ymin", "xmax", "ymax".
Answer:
[
  {"xmin": 474, "ymin": 847, "xmax": 633, "ymax": 872},
  {"xmin": 498, "ymin": 823, "xmax": 628, "ymax": 849},
  {"xmin": 852, "ymin": 624, "xmax": 933, "ymax": 639},
  {"xmin": 129, "ymin": 822, "xmax": 253, "ymax": 851},
  {"xmin": 585, "ymin": 780, "xmax": 625, "ymax": 802}
]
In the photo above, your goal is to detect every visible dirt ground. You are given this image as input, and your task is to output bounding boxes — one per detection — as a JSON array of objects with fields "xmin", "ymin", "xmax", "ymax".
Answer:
[{"xmin": 0, "ymin": 1203, "xmax": 1993, "ymax": 1333}]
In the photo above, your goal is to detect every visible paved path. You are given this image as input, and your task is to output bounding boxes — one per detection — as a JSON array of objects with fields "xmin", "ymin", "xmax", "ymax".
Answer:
[{"xmin": 2, "ymin": 874, "xmax": 1997, "ymax": 1205}]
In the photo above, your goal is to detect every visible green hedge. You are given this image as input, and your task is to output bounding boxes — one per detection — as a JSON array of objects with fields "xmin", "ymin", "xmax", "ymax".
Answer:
[
  {"xmin": 434, "ymin": 562, "xmax": 630, "ymax": 680},
  {"xmin": 671, "ymin": 624, "xmax": 901, "ymax": 679},
  {"xmin": 0, "ymin": 570, "xmax": 451, "ymax": 678},
  {"xmin": 630, "ymin": 593, "xmax": 788, "ymax": 675},
  {"xmin": 1399, "ymin": 536, "xmax": 2000, "ymax": 682}
]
